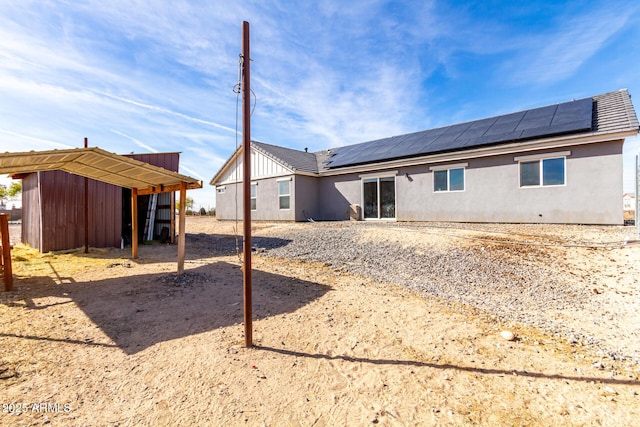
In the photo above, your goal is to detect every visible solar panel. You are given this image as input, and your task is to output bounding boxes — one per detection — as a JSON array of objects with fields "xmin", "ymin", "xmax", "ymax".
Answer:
[{"xmin": 325, "ymin": 97, "xmax": 594, "ymax": 169}]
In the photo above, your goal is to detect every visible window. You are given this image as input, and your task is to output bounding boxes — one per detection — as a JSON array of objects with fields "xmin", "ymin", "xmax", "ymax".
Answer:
[
  {"xmin": 278, "ymin": 180, "xmax": 290, "ymax": 209},
  {"xmin": 250, "ymin": 183, "xmax": 257, "ymax": 210},
  {"xmin": 216, "ymin": 186, "xmax": 226, "ymax": 194},
  {"xmin": 432, "ymin": 166, "xmax": 465, "ymax": 192},
  {"xmin": 361, "ymin": 174, "xmax": 396, "ymax": 219},
  {"xmin": 519, "ymin": 157, "xmax": 565, "ymax": 187}
]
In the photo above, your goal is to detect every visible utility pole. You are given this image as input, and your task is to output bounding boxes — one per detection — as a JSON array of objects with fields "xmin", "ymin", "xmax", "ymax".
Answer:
[
  {"xmin": 84, "ymin": 137, "xmax": 89, "ymax": 254},
  {"xmin": 241, "ymin": 21, "xmax": 253, "ymax": 347}
]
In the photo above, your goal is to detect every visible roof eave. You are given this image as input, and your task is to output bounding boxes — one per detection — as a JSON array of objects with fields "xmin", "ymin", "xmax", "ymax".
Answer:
[
  {"xmin": 0, "ymin": 147, "xmax": 202, "ymax": 192},
  {"xmin": 210, "ymin": 146, "xmax": 243, "ymax": 186}
]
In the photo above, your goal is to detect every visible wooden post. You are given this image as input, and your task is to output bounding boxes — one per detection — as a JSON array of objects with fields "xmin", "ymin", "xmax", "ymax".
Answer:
[
  {"xmin": 242, "ymin": 20, "xmax": 253, "ymax": 347},
  {"xmin": 131, "ymin": 188, "xmax": 138, "ymax": 259},
  {"xmin": 177, "ymin": 181, "xmax": 187, "ymax": 275},
  {"xmin": 171, "ymin": 190, "xmax": 176, "ymax": 244},
  {"xmin": 84, "ymin": 137, "xmax": 89, "ymax": 254},
  {"xmin": 0, "ymin": 214, "xmax": 12, "ymax": 291}
]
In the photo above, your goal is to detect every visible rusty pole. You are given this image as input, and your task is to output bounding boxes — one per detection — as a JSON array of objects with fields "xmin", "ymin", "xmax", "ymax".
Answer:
[
  {"xmin": 177, "ymin": 181, "xmax": 187, "ymax": 275},
  {"xmin": 242, "ymin": 21, "xmax": 253, "ymax": 347},
  {"xmin": 84, "ymin": 137, "xmax": 89, "ymax": 254}
]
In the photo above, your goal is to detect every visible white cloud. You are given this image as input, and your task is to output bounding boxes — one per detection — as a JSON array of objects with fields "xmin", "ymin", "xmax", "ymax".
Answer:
[
  {"xmin": 502, "ymin": 6, "xmax": 634, "ymax": 85},
  {"xmin": 0, "ymin": 129, "xmax": 75, "ymax": 151},
  {"xmin": 110, "ymin": 130, "xmax": 159, "ymax": 153},
  {"xmin": 93, "ymin": 91, "xmax": 236, "ymax": 134},
  {"xmin": 1, "ymin": 1, "xmax": 638, "ymax": 211}
]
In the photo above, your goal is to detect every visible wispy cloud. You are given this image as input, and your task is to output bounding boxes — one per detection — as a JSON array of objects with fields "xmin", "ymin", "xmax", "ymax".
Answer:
[
  {"xmin": 501, "ymin": 5, "xmax": 635, "ymax": 85},
  {"xmin": 94, "ymin": 91, "xmax": 236, "ymax": 134},
  {"xmin": 110, "ymin": 130, "xmax": 159, "ymax": 153},
  {"xmin": 1, "ymin": 0, "xmax": 638, "ymax": 208},
  {"xmin": 0, "ymin": 129, "xmax": 75, "ymax": 150}
]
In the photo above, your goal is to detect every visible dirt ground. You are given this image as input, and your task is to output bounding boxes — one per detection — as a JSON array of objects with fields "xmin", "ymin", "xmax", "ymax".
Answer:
[{"xmin": 1, "ymin": 217, "xmax": 639, "ymax": 426}]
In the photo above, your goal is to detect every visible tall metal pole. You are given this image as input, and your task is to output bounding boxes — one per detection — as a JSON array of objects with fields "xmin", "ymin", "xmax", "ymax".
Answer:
[
  {"xmin": 84, "ymin": 137, "xmax": 89, "ymax": 253},
  {"xmin": 242, "ymin": 21, "xmax": 253, "ymax": 347}
]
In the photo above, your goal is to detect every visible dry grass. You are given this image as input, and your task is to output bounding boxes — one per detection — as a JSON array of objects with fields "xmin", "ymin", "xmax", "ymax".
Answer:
[{"xmin": 11, "ymin": 244, "xmax": 131, "ymax": 279}]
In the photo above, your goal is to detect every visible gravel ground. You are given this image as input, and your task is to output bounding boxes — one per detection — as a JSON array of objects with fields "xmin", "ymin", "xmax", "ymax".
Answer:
[
  {"xmin": 250, "ymin": 221, "xmax": 640, "ymax": 367},
  {"xmin": 10, "ymin": 220, "xmax": 639, "ymax": 367}
]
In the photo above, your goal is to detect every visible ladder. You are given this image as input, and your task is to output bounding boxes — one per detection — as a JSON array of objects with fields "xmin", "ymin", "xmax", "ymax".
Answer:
[{"xmin": 143, "ymin": 194, "xmax": 158, "ymax": 241}]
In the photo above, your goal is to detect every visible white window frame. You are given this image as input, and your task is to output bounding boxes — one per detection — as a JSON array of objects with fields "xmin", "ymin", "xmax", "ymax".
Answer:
[
  {"xmin": 515, "ymin": 151, "xmax": 569, "ymax": 188},
  {"xmin": 216, "ymin": 186, "xmax": 226, "ymax": 194},
  {"xmin": 430, "ymin": 163, "xmax": 467, "ymax": 193},
  {"xmin": 250, "ymin": 182, "xmax": 257, "ymax": 211},
  {"xmin": 359, "ymin": 171, "xmax": 397, "ymax": 221},
  {"xmin": 277, "ymin": 177, "xmax": 291, "ymax": 210}
]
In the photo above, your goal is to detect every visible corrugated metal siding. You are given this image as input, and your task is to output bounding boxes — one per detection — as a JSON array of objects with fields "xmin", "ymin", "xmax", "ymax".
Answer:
[
  {"xmin": 22, "ymin": 173, "xmax": 41, "ymax": 250},
  {"xmin": 40, "ymin": 171, "xmax": 82, "ymax": 252},
  {"xmin": 126, "ymin": 153, "xmax": 179, "ymax": 240},
  {"xmin": 154, "ymin": 192, "xmax": 173, "ymax": 237},
  {"xmin": 126, "ymin": 153, "xmax": 180, "ymax": 172},
  {"xmin": 88, "ymin": 178, "xmax": 122, "ymax": 249},
  {"xmin": 36, "ymin": 171, "xmax": 122, "ymax": 252},
  {"xmin": 22, "ymin": 152, "xmax": 180, "ymax": 252}
]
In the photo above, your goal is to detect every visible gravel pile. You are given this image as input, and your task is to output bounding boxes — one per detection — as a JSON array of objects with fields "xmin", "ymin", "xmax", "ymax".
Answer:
[{"xmin": 255, "ymin": 222, "xmax": 638, "ymax": 366}]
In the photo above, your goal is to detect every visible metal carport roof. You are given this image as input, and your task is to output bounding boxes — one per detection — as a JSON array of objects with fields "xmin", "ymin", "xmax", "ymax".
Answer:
[
  {"xmin": 0, "ymin": 147, "xmax": 202, "ymax": 195},
  {"xmin": 0, "ymin": 147, "xmax": 203, "ymax": 276}
]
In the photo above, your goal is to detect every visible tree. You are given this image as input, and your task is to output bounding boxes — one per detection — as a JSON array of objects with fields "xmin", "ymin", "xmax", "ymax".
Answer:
[
  {"xmin": 0, "ymin": 182, "xmax": 20, "ymax": 207},
  {"xmin": 8, "ymin": 182, "xmax": 21, "ymax": 197},
  {"xmin": 176, "ymin": 196, "xmax": 195, "ymax": 214}
]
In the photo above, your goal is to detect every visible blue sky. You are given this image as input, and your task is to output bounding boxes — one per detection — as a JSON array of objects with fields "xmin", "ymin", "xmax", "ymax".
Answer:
[{"xmin": 1, "ymin": 0, "xmax": 639, "ymax": 210}]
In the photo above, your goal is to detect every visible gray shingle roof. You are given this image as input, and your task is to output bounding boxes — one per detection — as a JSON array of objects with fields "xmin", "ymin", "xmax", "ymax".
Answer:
[
  {"xmin": 252, "ymin": 141, "xmax": 319, "ymax": 173},
  {"xmin": 593, "ymin": 89, "xmax": 640, "ymax": 133}
]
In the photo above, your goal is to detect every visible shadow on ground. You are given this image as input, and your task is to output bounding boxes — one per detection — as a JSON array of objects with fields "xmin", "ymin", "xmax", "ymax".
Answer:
[
  {"xmin": 185, "ymin": 233, "xmax": 291, "ymax": 257},
  {"xmin": 1, "ymin": 261, "xmax": 330, "ymax": 354}
]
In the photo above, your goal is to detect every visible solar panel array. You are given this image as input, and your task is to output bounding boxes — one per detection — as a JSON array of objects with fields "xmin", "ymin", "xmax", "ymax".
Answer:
[{"xmin": 324, "ymin": 97, "xmax": 593, "ymax": 169}]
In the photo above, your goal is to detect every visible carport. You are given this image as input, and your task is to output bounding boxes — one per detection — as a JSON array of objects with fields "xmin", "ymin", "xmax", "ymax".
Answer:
[{"xmin": 0, "ymin": 147, "xmax": 202, "ymax": 275}]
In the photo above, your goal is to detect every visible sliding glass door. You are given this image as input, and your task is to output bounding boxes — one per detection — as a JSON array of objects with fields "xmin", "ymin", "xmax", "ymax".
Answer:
[{"xmin": 362, "ymin": 175, "xmax": 396, "ymax": 220}]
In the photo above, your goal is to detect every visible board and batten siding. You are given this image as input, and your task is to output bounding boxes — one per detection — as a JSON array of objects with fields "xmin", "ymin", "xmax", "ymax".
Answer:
[
  {"xmin": 216, "ymin": 149, "xmax": 292, "ymax": 184},
  {"xmin": 215, "ymin": 148, "xmax": 298, "ymax": 220}
]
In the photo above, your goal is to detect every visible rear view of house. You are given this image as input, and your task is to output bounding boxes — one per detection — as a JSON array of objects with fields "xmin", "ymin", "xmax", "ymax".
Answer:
[{"xmin": 211, "ymin": 89, "xmax": 640, "ymax": 225}]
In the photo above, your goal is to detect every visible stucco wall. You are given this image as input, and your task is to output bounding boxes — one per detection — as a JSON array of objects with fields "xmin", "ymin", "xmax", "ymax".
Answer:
[
  {"xmin": 214, "ymin": 182, "xmax": 242, "ymax": 220},
  {"xmin": 215, "ymin": 175, "xmax": 297, "ymax": 221},
  {"xmin": 216, "ymin": 140, "xmax": 624, "ymax": 225},
  {"xmin": 294, "ymin": 175, "xmax": 319, "ymax": 221},
  {"xmin": 316, "ymin": 175, "xmax": 362, "ymax": 220},
  {"xmin": 316, "ymin": 140, "xmax": 624, "ymax": 224},
  {"xmin": 395, "ymin": 141, "xmax": 623, "ymax": 224}
]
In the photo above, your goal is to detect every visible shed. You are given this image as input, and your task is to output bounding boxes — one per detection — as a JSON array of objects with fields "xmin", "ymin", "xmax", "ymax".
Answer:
[
  {"xmin": 0, "ymin": 147, "xmax": 202, "ymax": 274},
  {"xmin": 20, "ymin": 152, "xmax": 180, "ymax": 253}
]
